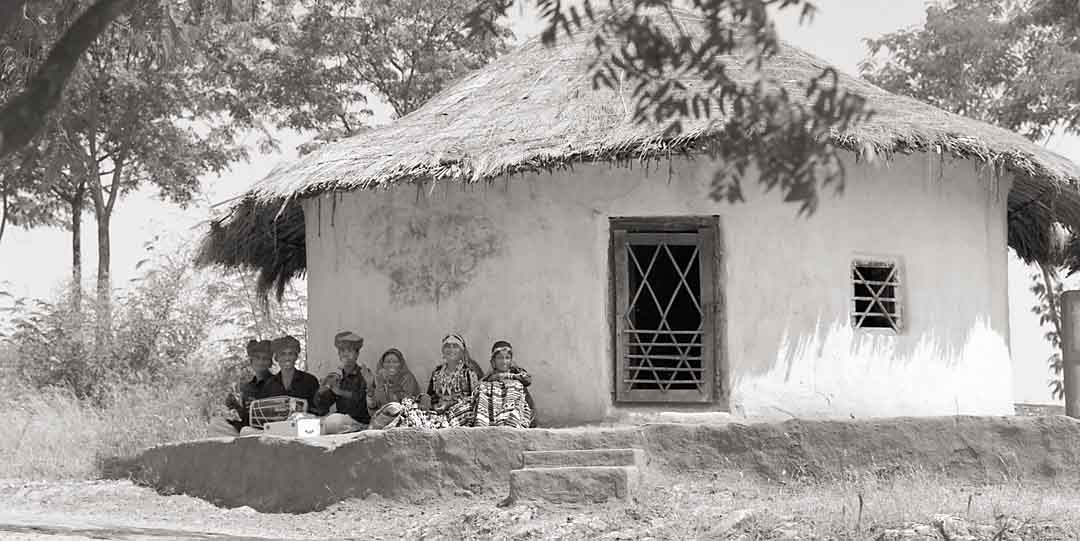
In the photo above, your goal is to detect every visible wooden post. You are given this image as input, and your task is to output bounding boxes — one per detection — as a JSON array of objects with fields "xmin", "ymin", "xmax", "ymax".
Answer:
[{"xmin": 1060, "ymin": 290, "xmax": 1080, "ymax": 418}]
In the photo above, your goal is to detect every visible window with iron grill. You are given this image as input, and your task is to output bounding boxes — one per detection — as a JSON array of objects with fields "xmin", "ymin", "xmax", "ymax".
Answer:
[
  {"xmin": 611, "ymin": 218, "xmax": 718, "ymax": 403},
  {"xmin": 851, "ymin": 260, "xmax": 902, "ymax": 331}
]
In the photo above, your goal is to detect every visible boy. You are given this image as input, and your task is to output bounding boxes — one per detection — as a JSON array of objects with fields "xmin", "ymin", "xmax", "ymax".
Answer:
[
  {"xmin": 208, "ymin": 339, "xmax": 277, "ymax": 436},
  {"xmin": 315, "ymin": 330, "xmax": 373, "ymax": 433}
]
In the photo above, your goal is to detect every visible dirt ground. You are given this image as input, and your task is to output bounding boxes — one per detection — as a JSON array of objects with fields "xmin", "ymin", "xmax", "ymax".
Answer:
[{"xmin": 3, "ymin": 472, "xmax": 1079, "ymax": 541}]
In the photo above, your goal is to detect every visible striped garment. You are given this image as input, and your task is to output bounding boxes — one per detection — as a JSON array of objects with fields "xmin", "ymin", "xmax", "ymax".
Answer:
[
  {"xmin": 472, "ymin": 378, "xmax": 532, "ymax": 428},
  {"xmin": 379, "ymin": 396, "xmax": 475, "ymax": 429},
  {"xmin": 382, "ymin": 398, "xmax": 449, "ymax": 429}
]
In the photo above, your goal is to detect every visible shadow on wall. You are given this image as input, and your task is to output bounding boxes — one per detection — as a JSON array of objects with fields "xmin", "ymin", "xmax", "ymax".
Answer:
[{"xmin": 359, "ymin": 200, "xmax": 504, "ymax": 307}]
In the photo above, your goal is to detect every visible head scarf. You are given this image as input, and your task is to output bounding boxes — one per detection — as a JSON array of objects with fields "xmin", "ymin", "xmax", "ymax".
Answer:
[
  {"xmin": 334, "ymin": 331, "xmax": 364, "ymax": 350},
  {"xmin": 441, "ymin": 333, "xmax": 483, "ymax": 374},
  {"xmin": 376, "ymin": 348, "xmax": 414, "ymax": 384},
  {"xmin": 490, "ymin": 340, "xmax": 514, "ymax": 370},
  {"xmin": 271, "ymin": 335, "xmax": 301, "ymax": 354},
  {"xmin": 491, "ymin": 340, "xmax": 512, "ymax": 355},
  {"xmin": 442, "ymin": 333, "xmax": 465, "ymax": 349},
  {"xmin": 246, "ymin": 339, "xmax": 272, "ymax": 357}
]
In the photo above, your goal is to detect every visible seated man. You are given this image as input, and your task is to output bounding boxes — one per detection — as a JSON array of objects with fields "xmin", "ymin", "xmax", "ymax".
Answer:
[
  {"xmin": 270, "ymin": 334, "xmax": 321, "ymax": 410},
  {"xmin": 315, "ymin": 331, "xmax": 373, "ymax": 434},
  {"xmin": 209, "ymin": 339, "xmax": 277, "ymax": 437}
]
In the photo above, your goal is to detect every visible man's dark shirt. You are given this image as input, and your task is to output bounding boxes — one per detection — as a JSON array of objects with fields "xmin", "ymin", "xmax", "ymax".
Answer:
[
  {"xmin": 270, "ymin": 369, "xmax": 321, "ymax": 414},
  {"xmin": 227, "ymin": 373, "xmax": 278, "ymax": 428},
  {"xmin": 314, "ymin": 365, "xmax": 370, "ymax": 424}
]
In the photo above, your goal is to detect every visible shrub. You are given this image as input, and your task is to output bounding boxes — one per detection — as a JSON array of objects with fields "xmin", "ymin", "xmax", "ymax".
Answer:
[{"xmin": 0, "ymin": 240, "xmax": 308, "ymax": 479}]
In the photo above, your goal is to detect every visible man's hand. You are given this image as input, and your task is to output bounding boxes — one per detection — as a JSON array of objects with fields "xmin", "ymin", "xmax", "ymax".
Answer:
[
  {"xmin": 359, "ymin": 364, "xmax": 374, "ymax": 382},
  {"xmin": 321, "ymin": 372, "xmax": 340, "ymax": 392}
]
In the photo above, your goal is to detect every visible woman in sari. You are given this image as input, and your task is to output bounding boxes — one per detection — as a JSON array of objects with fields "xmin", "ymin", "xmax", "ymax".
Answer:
[
  {"xmin": 372, "ymin": 333, "xmax": 484, "ymax": 429},
  {"xmin": 472, "ymin": 340, "xmax": 536, "ymax": 428},
  {"xmin": 365, "ymin": 348, "xmax": 422, "ymax": 415}
]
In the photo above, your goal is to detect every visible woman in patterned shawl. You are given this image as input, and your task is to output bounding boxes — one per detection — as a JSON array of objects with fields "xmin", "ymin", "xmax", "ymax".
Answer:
[
  {"xmin": 370, "ymin": 333, "xmax": 483, "ymax": 429},
  {"xmin": 423, "ymin": 333, "xmax": 484, "ymax": 426},
  {"xmin": 472, "ymin": 340, "xmax": 535, "ymax": 428}
]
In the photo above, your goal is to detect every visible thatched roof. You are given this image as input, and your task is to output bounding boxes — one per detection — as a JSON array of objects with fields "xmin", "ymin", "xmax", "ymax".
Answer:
[{"xmin": 197, "ymin": 7, "xmax": 1080, "ymax": 298}]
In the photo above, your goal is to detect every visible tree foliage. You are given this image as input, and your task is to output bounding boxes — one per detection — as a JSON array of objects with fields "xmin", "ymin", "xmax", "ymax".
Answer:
[
  {"xmin": 861, "ymin": 0, "xmax": 1080, "ymax": 141},
  {"xmin": 2, "ymin": 0, "xmax": 254, "ymax": 324},
  {"xmin": 227, "ymin": 0, "xmax": 514, "ymax": 154},
  {"xmin": 1030, "ymin": 268, "xmax": 1066, "ymax": 399},
  {"xmin": 2, "ymin": 0, "xmax": 878, "ymax": 219},
  {"xmin": 0, "ymin": 0, "xmax": 135, "ymax": 161}
]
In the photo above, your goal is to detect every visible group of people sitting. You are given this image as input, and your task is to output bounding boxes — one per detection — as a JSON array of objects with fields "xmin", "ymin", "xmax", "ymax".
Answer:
[{"xmin": 208, "ymin": 331, "xmax": 536, "ymax": 437}]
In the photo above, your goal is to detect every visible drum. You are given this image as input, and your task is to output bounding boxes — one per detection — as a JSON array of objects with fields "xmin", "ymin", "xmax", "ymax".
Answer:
[{"xmin": 248, "ymin": 396, "xmax": 308, "ymax": 429}]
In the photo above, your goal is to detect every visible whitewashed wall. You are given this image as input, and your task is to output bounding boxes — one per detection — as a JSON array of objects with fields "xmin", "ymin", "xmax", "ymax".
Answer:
[{"xmin": 302, "ymin": 153, "xmax": 1014, "ymax": 425}]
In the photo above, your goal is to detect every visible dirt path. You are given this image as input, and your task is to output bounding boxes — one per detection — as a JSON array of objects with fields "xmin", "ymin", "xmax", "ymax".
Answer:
[
  {"xmin": 3, "ymin": 475, "xmax": 1079, "ymax": 540},
  {"xmin": 0, "ymin": 515, "xmax": 287, "ymax": 541}
]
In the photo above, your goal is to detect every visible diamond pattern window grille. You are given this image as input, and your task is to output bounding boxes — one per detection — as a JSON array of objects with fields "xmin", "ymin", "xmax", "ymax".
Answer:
[
  {"xmin": 613, "ymin": 228, "xmax": 716, "ymax": 403},
  {"xmin": 851, "ymin": 260, "xmax": 902, "ymax": 331}
]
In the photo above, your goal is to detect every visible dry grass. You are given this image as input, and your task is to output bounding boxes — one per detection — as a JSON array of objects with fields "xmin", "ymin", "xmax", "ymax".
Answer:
[
  {"xmin": 408, "ymin": 471, "xmax": 1080, "ymax": 539},
  {"xmin": 0, "ymin": 383, "xmax": 210, "ymax": 481}
]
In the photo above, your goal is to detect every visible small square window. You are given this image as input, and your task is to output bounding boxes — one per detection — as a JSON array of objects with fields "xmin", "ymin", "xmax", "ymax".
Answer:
[{"xmin": 851, "ymin": 260, "xmax": 902, "ymax": 332}]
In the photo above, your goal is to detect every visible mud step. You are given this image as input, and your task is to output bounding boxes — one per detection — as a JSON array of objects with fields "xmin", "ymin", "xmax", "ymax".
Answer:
[
  {"xmin": 509, "ymin": 465, "xmax": 640, "ymax": 503},
  {"xmin": 522, "ymin": 448, "xmax": 645, "ymax": 468}
]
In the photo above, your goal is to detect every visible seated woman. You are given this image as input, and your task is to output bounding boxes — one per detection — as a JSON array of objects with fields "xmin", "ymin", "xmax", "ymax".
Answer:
[
  {"xmin": 314, "ymin": 331, "xmax": 373, "ymax": 435},
  {"xmin": 371, "ymin": 333, "xmax": 484, "ymax": 429},
  {"xmin": 424, "ymin": 333, "xmax": 484, "ymax": 426},
  {"xmin": 472, "ymin": 340, "xmax": 536, "ymax": 428},
  {"xmin": 365, "ymin": 348, "xmax": 421, "ymax": 415}
]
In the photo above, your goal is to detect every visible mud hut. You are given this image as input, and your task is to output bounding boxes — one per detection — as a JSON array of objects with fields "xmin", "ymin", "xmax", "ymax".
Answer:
[{"xmin": 198, "ymin": 8, "xmax": 1080, "ymax": 425}]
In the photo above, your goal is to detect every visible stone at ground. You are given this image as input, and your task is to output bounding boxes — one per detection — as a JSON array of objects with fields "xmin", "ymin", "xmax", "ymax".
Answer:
[
  {"xmin": 509, "ymin": 465, "xmax": 640, "ymax": 503},
  {"xmin": 521, "ymin": 448, "xmax": 645, "ymax": 468}
]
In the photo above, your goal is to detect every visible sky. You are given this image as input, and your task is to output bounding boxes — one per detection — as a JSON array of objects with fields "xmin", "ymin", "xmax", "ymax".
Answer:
[{"xmin": 1, "ymin": 0, "xmax": 1076, "ymax": 403}]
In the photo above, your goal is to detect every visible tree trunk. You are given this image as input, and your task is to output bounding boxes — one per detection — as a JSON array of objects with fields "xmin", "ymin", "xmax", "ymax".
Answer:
[
  {"xmin": 95, "ymin": 208, "xmax": 110, "ymax": 345},
  {"xmin": 0, "ymin": 179, "xmax": 8, "ymax": 244},
  {"xmin": 0, "ymin": 0, "xmax": 134, "ymax": 159},
  {"xmin": 71, "ymin": 189, "xmax": 83, "ymax": 310}
]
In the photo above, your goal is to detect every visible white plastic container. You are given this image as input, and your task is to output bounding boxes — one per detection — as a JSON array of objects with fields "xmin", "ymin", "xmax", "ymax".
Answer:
[{"xmin": 296, "ymin": 417, "xmax": 321, "ymax": 438}]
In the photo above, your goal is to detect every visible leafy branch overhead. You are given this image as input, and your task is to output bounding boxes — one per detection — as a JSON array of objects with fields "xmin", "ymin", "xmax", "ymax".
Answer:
[
  {"xmin": 2, "ymin": 0, "xmax": 873, "ymax": 217},
  {"xmin": 470, "ymin": 0, "xmax": 874, "ymax": 215}
]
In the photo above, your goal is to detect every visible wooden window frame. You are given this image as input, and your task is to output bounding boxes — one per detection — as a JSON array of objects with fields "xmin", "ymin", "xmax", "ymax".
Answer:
[
  {"xmin": 609, "ymin": 216, "xmax": 723, "ymax": 404},
  {"xmin": 850, "ymin": 257, "xmax": 904, "ymax": 333}
]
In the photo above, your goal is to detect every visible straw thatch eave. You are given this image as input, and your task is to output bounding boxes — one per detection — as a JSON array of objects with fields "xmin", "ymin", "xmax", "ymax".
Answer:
[{"xmin": 196, "ymin": 7, "xmax": 1080, "ymax": 299}]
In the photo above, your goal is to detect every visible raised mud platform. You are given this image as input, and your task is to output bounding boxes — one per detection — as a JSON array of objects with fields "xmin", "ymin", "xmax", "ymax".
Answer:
[{"xmin": 128, "ymin": 416, "xmax": 1080, "ymax": 513}]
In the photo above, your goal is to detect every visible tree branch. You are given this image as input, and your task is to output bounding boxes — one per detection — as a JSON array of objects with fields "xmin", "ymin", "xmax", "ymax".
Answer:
[
  {"xmin": 0, "ymin": 177, "xmax": 9, "ymax": 244},
  {"xmin": 105, "ymin": 155, "xmax": 124, "ymax": 215},
  {"xmin": 52, "ymin": 185, "xmax": 77, "ymax": 204},
  {"xmin": 0, "ymin": 0, "xmax": 135, "ymax": 159}
]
